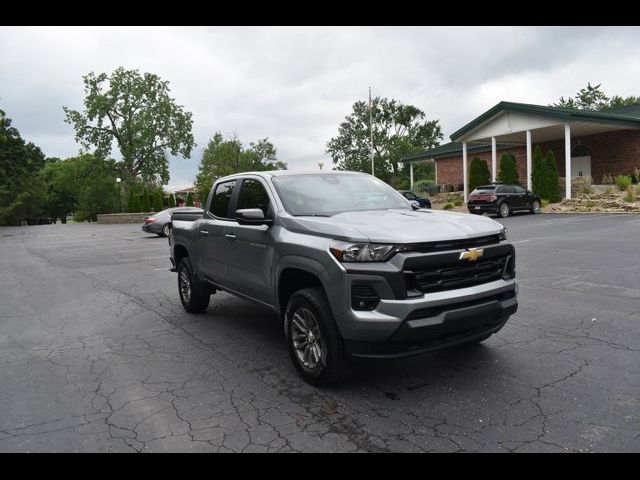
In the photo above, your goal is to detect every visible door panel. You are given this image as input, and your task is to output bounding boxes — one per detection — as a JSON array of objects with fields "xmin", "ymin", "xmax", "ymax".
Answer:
[
  {"xmin": 571, "ymin": 156, "xmax": 591, "ymax": 177},
  {"xmin": 223, "ymin": 178, "xmax": 276, "ymax": 305},
  {"xmin": 198, "ymin": 180, "xmax": 237, "ymax": 285}
]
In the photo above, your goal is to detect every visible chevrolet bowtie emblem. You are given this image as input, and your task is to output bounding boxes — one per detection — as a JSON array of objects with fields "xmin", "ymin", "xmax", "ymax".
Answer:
[{"xmin": 459, "ymin": 248, "xmax": 484, "ymax": 261}]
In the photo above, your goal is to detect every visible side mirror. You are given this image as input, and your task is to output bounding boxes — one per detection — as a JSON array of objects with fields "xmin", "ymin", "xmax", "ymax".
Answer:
[
  {"xmin": 410, "ymin": 200, "xmax": 420, "ymax": 210},
  {"xmin": 236, "ymin": 208, "xmax": 273, "ymax": 226}
]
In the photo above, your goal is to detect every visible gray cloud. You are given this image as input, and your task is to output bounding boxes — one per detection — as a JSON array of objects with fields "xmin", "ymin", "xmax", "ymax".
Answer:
[{"xmin": 2, "ymin": 26, "xmax": 639, "ymax": 188}]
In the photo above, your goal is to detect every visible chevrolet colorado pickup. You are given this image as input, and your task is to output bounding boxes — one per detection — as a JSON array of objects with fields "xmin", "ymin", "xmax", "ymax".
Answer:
[{"xmin": 170, "ymin": 171, "xmax": 517, "ymax": 385}]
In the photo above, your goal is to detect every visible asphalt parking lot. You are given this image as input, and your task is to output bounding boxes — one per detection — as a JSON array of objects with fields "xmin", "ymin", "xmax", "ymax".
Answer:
[{"xmin": 0, "ymin": 214, "xmax": 639, "ymax": 452}]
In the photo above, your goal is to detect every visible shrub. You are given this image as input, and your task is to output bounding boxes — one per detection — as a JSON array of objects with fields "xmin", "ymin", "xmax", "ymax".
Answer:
[
  {"xmin": 531, "ymin": 145, "xmax": 546, "ymax": 198},
  {"xmin": 615, "ymin": 175, "xmax": 632, "ymax": 191},
  {"xmin": 132, "ymin": 194, "xmax": 142, "ymax": 213},
  {"xmin": 443, "ymin": 203, "xmax": 453, "ymax": 210},
  {"xmin": 153, "ymin": 191, "xmax": 163, "ymax": 212},
  {"xmin": 168, "ymin": 194, "xmax": 176, "ymax": 208},
  {"xmin": 498, "ymin": 154, "xmax": 519, "ymax": 185},
  {"xmin": 631, "ymin": 167, "xmax": 640, "ymax": 184},
  {"xmin": 603, "ymin": 185, "xmax": 615, "ymax": 195},
  {"xmin": 601, "ymin": 173, "xmax": 614, "ymax": 185},
  {"xmin": 468, "ymin": 157, "xmax": 491, "ymax": 192},
  {"xmin": 186, "ymin": 192, "xmax": 194, "ymax": 207},
  {"xmin": 453, "ymin": 198, "xmax": 463, "ymax": 207},
  {"xmin": 544, "ymin": 150, "xmax": 561, "ymax": 202},
  {"xmin": 141, "ymin": 192, "xmax": 150, "ymax": 212},
  {"xmin": 624, "ymin": 185, "xmax": 636, "ymax": 203},
  {"xmin": 413, "ymin": 179, "xmax": 437, "ymax": 196},
  {"xmin": 127, "ymin": 190, "xmax": 135, "ymax": 213},
  {"xmin": 578, "ymin": 177, "xmax": 593, "ymax": 195}
]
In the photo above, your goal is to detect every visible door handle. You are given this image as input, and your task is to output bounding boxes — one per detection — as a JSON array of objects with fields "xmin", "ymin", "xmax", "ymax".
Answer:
[
  {"xmin": 225, "ymin": 233, "xmax": 236, "ymax": 240},
  {"xmin": 199, "ymin": 230, "xmax": 209, "ymax": 236}
]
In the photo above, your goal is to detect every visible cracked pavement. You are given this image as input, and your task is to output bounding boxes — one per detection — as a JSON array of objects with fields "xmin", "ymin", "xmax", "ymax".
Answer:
[{"xmin": 0, "ymin": 214, "xmax": 638, "ymax": 452}]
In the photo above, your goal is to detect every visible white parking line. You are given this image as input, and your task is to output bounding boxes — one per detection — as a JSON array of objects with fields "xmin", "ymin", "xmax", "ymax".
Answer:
[
  {"xmin": 511, "ymin": 239, "xmax": 531, "ymax": 245},
  {"xmin": 154, "ymin": 267, "xmax": 172, "ymax": 271}
]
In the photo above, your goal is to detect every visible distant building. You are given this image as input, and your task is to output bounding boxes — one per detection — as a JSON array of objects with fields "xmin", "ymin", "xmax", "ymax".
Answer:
[
  {"xmin": 402, "ymin": 101, "xmax": 640, "ymax": 200},
  {"xmin": 165, "ymin": 185, "xmax": 202, "ymax": 208}
]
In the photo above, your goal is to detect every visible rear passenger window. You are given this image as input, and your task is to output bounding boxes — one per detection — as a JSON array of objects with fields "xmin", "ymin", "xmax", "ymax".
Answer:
[
  {"xmin": 210, "ymin": 180, "xmax": 236, "ymax": 218},
  {"xmin": 513, "ymin": 186, "xmax": 526, "ymax": 194},
  {"xmin": 236, "ymin": 179, "xmax": 271, "ymax": 217}
]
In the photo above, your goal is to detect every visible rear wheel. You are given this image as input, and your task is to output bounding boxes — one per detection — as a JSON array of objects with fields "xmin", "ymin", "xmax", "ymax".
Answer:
[
  {"xmin": 161, "ymin": 223, "xmax": 171, "ymax": 237},
  {"xmin": 285, "ymin": 287, "xmax": 351, "ymax": 386},
  {"xmin": 497, "ymin": 202, "xmax": 510, "ymax": 218},
  {"xmin": 531, "ymin": 200, "xmax": 541, "ymax": 214},
  {"xmin": 177, "ymin": 257, "xmax": 210, "ymax": 313}
]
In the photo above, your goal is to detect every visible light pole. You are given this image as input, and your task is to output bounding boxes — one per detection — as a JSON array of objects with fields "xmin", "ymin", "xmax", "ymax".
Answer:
[
  {"xmin": 116, "ymin": 177, "xmax": 122, "ymax": 212},
  {"xmin": 317, "ymin": 160, "xmax": 324, "ymax": 171}
]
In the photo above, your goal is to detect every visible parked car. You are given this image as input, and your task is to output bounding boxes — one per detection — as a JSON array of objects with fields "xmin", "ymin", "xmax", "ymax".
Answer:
[
  {"xmin": 467, "ymin": 184, "xmax": 541, "ymax": 218},
  {"xmin": 397, "ymin": 190, "xmax": 431, "ymax": 208},
  {"xmin": 170, "ymin": 171, "xmax": 517, "ymax": 385},
  {"xmin": 142, "ymin": 207, "xmax": 203, "ymax": 237}
]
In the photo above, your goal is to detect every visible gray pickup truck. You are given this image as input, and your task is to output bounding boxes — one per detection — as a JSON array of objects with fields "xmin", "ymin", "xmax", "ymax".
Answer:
[{"xmin": 170, "ymin": 171, "xmax": 517, "ymax": 385}]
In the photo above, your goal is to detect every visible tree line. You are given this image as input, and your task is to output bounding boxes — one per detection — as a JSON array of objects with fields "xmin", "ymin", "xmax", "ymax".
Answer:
[{"xmin": 1, "ymin": 69, "xmax": 636, "ymax": 226}]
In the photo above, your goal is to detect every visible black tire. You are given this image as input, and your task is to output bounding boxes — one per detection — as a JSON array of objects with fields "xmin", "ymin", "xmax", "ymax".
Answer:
[
  {"xmin": 530, "ymin": 200, "xmax": 541, "ymax": 214},
  {"xmin": 161, "ymin": 223, "xmax": 171, "ymax": 237},
  {"xmin": 177, "ymin": 257, "xmax": 210, "ymax": 313},
  {"xmin": 285, "ymin": 287, "xmax": 351, "ymax": 386},
  {"xmin": 497, "ymin": 201, "xmax": 511, "ymax": 218}
]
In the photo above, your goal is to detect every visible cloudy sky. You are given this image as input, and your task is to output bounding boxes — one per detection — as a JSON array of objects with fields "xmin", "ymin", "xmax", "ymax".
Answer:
[{"xmin": 2, "ymin": 26, "xmax": 640, "ymax": 188}]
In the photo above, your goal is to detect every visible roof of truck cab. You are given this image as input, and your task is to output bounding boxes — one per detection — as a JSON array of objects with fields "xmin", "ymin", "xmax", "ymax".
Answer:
[{"xmin": 216, "ymin": 170, "xmax": 367, "ymax": 180}]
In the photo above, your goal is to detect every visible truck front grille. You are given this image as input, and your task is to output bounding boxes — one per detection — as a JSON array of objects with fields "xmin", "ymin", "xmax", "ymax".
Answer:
[{"xmin": 406, "ymin": 253, "xmax": 513, "ymax": 294}]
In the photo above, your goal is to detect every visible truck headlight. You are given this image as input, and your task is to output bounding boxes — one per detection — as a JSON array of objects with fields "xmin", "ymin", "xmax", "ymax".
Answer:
[
  {"xmin": 499, "ymin": 226, "xmax": 507, "ymax": 241},
  {"xmin": 330, "ymin": 242, "xmax": 396, "ymax": 262}
]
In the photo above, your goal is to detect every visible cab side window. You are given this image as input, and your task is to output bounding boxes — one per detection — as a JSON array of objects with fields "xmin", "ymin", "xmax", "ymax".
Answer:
[
  {"xmin": 210, "ymin": 180, "xmax": 237, "ymax": 219},
  {"xmin": 236, "ymin": 179, "xmax": 271, "ymax": 217}
]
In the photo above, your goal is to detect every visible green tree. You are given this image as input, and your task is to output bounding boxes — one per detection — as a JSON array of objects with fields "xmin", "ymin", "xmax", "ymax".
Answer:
[
  {"xmin": 127, "ymin": 190, "xmax": 135, "ymax": 213},
  {"xmin": 552, "ymin": 82, "xmax": 639, "ymax": 111},
  {"xmin": 498, "ymin": 154, "xmax": 519, "ymax": 185},
  {"xmin": 141, "ymin": 188, "xmax": 151, "ymax": 212},
  {"xmin": 468, "ymin": 157, "xmax": 491, "ymax": 192},
  {"xmin": 153, "ymin": 190, "xmax": 164, "ymax": 212},
  {"xmin": 195, "ymin": 133, "xmax": 287, "ymax": 201},
  {"xmin": 168, "ymin": 194, "xmax": 176, "ymax": 208},
  {"xmin": 531, "ymin": 145, "xmax": 547, "ymax": 199},
  {"xmin": 185, "ymin": 192, "xmax": 194, "ymax": 207},
  {"xmin": 63, "ymin": 67, "xmax": 195, "ymax": 184},
  {"xmin": 0, "ymin": 108, "xmax": 46, "ymax": 225},
  {"xmin": 39, "ymin": 158, "xmax": 78, "ymax": 223},
  {"xmin": 326, "ymin": 97, "xmax": 443, "ymax": 183},
  {"xmin": 545, "ymin": 150, "xmax": 561, "ymax": 202},
  {"xmin": 132, "ymin": 193, "xmax": 142, "ymax": 213}
]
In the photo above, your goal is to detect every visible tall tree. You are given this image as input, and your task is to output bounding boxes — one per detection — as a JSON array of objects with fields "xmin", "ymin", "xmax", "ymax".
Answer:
[
  {"xmin": 194, "ymin": 133, "xmax": 286, "ymax": 201},
  {"xmin": 531, "ymin": 145, "xmax": 547, "ymax": 199},
  {"xmin": 545, "ymin": 150, "xmax": 561, "ymax": 202},
  {"xmin": 552, "ymin": 83, "xmax": 639, "ymax": 111},
  {"xmin": 0, "ymin": 108, "xmax": 46, "ymax": 225},
  {"xmin": 326, "ymin": 97, "xmax": 442, "ymax": 182},
  {"xmin": 468, "ymin": 157, "xmax": 491, "ymax": 192},
  {"xmin": 498, "ymin": 154, "xmax": 519, "ymax": 185},
  {"xmin": 63, "ymin": 67, "xmax": 195, "ymax": 184}
]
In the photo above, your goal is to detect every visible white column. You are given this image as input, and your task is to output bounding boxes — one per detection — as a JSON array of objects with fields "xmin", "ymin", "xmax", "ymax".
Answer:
[
  {"xmin": 491, "ymin": 137, "xmax": 497, "ymax": 182},
  {"xmin": 564, "ymin": 123, "xmax": 571, "ymax": 199},
  {"xmin": 410, "ymin": 162, "xmax": 414, "ymax": 191},
  {"xmin": 526, "ymin": 130, "xmax": 532, "ymax": 191},
  {"xmin": 462, "ymin": 142, "xmax": 468, "ymax": 203},
  {"xmin": 433, "ymin": 158, "xmax": 437, "ymax": 185}
]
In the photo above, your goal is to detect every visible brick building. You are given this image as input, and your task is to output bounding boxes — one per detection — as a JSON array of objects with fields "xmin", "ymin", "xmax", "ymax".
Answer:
[{"xmin": 402, "ymin": 102, "xmax": 640, "ymax": 201}]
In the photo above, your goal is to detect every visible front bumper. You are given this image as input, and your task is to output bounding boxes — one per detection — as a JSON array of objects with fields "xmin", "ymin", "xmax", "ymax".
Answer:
[{"xmin": 335, "ymin": 278, "xmax": 518, "ymax": 359}]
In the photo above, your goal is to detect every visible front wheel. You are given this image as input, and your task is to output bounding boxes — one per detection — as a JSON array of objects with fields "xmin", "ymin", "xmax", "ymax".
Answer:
[
  {"xmin": 285, "ymin": 288, "xmax": 351, "ymax": 386},
  {"xmin": 161, "ymin": 223, "xmax": 171, "ymax": 237},
  {"xmin": 497, "ymin": 202, "xmax": 510, "ymax": 218},
  {"xmin": 177, "ymin": 257, "xmax": 210, "ymax": 313},
  {"xmin": 531, "ymin": 200, "xmax": 541, "ymax": 214}
]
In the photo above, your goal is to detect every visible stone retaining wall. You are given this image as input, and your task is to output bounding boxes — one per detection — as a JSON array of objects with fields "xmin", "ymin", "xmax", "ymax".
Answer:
[{"xmin": 97, "ymin": 213, "xmax": 153, "ymax": 224}]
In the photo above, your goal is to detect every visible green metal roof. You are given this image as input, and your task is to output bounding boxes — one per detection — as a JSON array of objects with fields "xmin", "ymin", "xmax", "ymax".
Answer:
[
  {"xmin": 602, "ymin": 103, "xmax": 640, "ymax": 118},
  {"xmin": 450, "ymin": 101, "xmax": 640, "ymax": 141},
  {"xmin": 401, "ymin": 142, "xmax": 519, "ymax": 163}
]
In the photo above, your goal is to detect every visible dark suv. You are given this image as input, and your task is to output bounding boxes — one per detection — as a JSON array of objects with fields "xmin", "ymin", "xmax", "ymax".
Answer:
[
  {"xmin": 467, "ymin": 184, "xmax": 541, "ymax": 218},
  {"xmin": 397, "ymin": 190, "xmax": 431, "ymax": 208}
]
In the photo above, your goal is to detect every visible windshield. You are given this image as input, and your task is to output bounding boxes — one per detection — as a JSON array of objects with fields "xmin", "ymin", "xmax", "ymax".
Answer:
[{"xmin": 272, "ymin": 173, "xmax": 411, "ymax": 216}]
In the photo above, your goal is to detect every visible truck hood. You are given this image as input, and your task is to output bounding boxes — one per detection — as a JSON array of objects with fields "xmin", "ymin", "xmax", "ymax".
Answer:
[{"xmin": 282, "ymin": 209, "xmax": 504, "ymax": 244}]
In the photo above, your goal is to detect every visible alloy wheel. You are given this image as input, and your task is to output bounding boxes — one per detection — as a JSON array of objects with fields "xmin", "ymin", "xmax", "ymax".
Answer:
[{"xmin": 291, "ymin": 307, "xmax": 324, "ymax": 371}]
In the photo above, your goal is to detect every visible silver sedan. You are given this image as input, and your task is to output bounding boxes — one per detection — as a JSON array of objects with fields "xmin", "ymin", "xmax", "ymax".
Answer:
[{"xmin": 141, "ymin": 207, "xmax": 203, "ymax": 237}]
